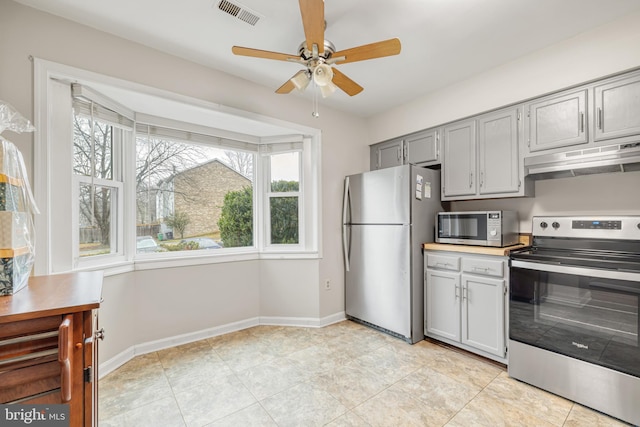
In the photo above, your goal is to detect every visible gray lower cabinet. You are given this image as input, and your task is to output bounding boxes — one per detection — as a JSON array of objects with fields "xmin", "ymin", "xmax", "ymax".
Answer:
[
  {"xmin": 525, "ymin": 87, "xmax": 588, "ymax": 153},
  {"xmin": 594, "ymin": 71, "xmax": 640, "ymax": 142},
  {"xmin": 424, "ymin": 251, "xmax": 507, "ymax": 362}
]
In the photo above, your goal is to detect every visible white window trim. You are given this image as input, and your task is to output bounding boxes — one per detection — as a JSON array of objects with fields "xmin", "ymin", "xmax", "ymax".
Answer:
[{"xmin": 33, "ymin": 58, "xmax": 322, "ymax": 276}]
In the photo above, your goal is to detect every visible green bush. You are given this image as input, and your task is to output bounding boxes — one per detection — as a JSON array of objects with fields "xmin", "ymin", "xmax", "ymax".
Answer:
[
  {"xmin": 218, "ymin": 186, "xmax": 253, "ymax": 247},
  {"xmin": 218, "ymin": 181, "xmax": 299, "ymax": 247}
]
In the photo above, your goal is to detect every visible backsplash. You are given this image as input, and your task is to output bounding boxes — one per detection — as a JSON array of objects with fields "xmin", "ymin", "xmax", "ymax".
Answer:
[{"xmin": 450, "ymin": 170, "xmax": 640, "ymax": 232}]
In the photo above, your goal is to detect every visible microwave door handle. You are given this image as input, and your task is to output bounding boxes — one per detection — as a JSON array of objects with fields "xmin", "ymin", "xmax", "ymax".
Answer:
[
  {"xmin": 342, "ymin": 177, "xmax": 351, "ymax": 272},
  {"xmin": 510, "ymin": 260, "xmax": 640, "ymax": 282}
]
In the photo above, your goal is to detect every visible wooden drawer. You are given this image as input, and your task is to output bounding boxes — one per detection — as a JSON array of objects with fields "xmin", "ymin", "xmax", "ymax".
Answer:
[
  {"xmin": 0, "ymin": 314, "xmax": 66, "ymax": 404},
  {"xmin": 0, "ymin": 360, "xmax": 61, "ymax": 403},
  {"xmin": 426, "ymin": 253, "xmax": 461, "ymax": 271},
  {"xmin": 462, "ymin": 257, "xmax": 504, "ymax": 277}
]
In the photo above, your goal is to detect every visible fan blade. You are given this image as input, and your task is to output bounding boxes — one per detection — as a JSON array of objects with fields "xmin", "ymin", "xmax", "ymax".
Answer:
[
  {"xmin": 332, "ymin": 68, "xmax": 364, "ymax": 96},
  {"xmin": 332, "ymin": 38, "xmax": 401, "ymax": 65},
  {"xmin": 276, "ymin": 79, "xmax": 296, "ymax": 94},
  {"xmin": 299, "ymin": 0, "xmax": 325, "ymax": 54},
  {"xmin": 232, "ymin": 46, "xmax": 299, "ymax": 62},
  {"xmin": 275, "ymin": 70, "xmax": 308, "ymax": 94}
]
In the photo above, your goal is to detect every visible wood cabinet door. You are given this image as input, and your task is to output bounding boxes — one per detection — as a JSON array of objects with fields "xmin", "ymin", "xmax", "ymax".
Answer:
[
  {"xmin": 478, "ymin": 107, "xmax": 521, "ymax": 195},
  {"xmin": 406, "ymin": 129, "xmax": 439, "ymax": 165},
  {"xmin": 594, "ymin": 72, "xmax": 640, "ymax": 141},
  {"xmin": 460, "ymin": 274, "xmax": 505, "ymax": 357},
  {"xmin": 527, "ymin": 89, "xmax": 588, "ymax": 152},
  {"xmin": 425, "ymin": 269, "xmax": 460, "ymax": 341},
  {"xmin": 83, "ymin": 310, "xmax": 99, "ymax": 427},
  {"xmin": 442, "ymin": 119, "xmax": 477, "ymax": 198}
]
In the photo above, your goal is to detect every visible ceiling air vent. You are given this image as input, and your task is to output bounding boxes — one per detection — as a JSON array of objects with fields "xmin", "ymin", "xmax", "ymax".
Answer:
[{"xmin": 217, "ymin": 0, "xmax": 261, "ymax": 26}]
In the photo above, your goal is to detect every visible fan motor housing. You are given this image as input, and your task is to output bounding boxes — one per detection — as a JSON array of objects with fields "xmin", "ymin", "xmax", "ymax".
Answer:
[{"xmin": 298, "ymin": 40, "xmax": 336, "ymax": 62}]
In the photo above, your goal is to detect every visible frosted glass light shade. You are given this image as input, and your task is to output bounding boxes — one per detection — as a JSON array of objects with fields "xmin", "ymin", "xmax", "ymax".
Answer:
[
  {"xmin": 313, "ymin": 64, "xmax": 334, "ymax": 87},
  {"xmin": 291, "ymin": 70, "xmax": 310, "ymax": 91},
  {"xmin": 320, "ymin": 82, "xmax": 337, "ymax": 98}
]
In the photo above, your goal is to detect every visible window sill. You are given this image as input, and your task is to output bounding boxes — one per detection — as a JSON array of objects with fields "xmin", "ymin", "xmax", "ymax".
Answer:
[{"xmin": 70, "ymin": 248, "xmax": 321, "ymax": 276}]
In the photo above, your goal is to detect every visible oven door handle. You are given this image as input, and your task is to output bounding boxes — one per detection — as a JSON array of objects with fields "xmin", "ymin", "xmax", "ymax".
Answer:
[{"xmin": 510, "ymin": 260, "xmax": 640, "ymax": 282}]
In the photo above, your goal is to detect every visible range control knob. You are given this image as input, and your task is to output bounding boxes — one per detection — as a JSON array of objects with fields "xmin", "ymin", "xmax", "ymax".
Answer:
[
  {"xmin": 552, "ymin": 221, "xmax": 560, "ymax": 229},
  {"xmin": 637, "ymin": 223, "xmax": 640, "ymax": 230},
  {"xmin": 490, "ymin": 229, "xmax": 498, "ymax": 236},
  {"xmin": 540, "ymin": 221, "xmax": 548, "ymax": 229}
]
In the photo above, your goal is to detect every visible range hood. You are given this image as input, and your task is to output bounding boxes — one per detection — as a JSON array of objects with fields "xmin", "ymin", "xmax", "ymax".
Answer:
[{"xmin": 524, "ymin": 142, "xmax": 640, "ymax": 180}]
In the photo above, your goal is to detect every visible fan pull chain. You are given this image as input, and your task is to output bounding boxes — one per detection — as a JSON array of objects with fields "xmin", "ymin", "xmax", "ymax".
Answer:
[{"xmin": 312, "ymin": 79, "xmax": 320, "ymax": 118}]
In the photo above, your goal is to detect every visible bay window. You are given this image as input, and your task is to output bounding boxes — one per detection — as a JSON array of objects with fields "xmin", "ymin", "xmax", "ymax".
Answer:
[{"xmin": 34, "ymin": 59, "xmax": 320, "ymax": 275}]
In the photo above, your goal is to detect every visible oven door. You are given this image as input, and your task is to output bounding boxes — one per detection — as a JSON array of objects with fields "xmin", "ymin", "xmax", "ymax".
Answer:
[{"xmin": 509, "ymin": 260, "xmax": 640, "ymax": 378}]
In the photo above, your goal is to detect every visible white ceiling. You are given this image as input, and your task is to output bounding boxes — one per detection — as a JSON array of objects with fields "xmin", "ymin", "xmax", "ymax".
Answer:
[{"xmin": 14, "ymin": 0, "xmax": 640, "ymax": 118}]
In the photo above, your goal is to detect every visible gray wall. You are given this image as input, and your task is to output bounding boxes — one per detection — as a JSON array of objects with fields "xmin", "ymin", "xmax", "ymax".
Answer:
[
  {"xmin": 0, "ymin": 1, "xmax": 369, "ymax": 364},
  {"xmin": 366, "ymin": 9, "xmax": 640, "ymax": 229}
]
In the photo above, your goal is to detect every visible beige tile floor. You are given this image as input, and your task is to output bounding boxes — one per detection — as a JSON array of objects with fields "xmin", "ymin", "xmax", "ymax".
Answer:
[{"xmin": 98, "ymin": 320, "xmax": 631, "ymax": 427}]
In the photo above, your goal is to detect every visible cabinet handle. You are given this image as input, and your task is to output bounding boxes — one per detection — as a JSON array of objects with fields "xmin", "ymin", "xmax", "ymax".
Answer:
[
  {"xmin": 480, "ymin": 171, "xmax": 484, "ymax": 187},
  {"xmin": 58, "ymin": 315, "xmax": 73, "ymax": 403},
  {"xmin": 462, "ymin": 287, "xmax": 468, "ymax": 300},
  {"xmin": 597, "ymin": 107, "xmax": 603, "ymax": 130},
  {"xmin": 397, "ymin": 147, "xmax": 401, "ymax": 162},
  {"xmin": 469, "ymin": 172, "xmax": 473, "ymax": 188},
  {"xmin": 580, "ymin": 112, "xmax": 585, "ymax": 133},
  {"xmin": 455, "ymin": 285, "xmax": 460, "ymax": 300}
]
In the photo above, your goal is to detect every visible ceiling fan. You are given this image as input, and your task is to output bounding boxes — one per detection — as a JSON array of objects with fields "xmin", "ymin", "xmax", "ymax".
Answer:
[{"xmin": 231, "ymin": 0, "xmax": 401, "ymax": 99}]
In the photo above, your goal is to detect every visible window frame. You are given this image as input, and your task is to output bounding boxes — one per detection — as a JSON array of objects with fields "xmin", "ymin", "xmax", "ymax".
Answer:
[
  {"xmin": 33, "ymin": 59, "xmax": 322, "ymax": 276},
  {"xmin": 264, "ymin": 150, "xmax": 303, "ymax": 249}
]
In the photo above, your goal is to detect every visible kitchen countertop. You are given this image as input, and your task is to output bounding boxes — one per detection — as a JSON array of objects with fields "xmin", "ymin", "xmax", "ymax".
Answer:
[{"xmin": 422, "ymin": 234, "xmax": 531, "ymax": 257}]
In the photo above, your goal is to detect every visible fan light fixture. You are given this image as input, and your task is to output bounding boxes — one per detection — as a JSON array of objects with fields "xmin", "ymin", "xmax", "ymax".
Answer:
[
  {"xmin": 313, "ymin": 63, "xmax": 338, "ymax": 98},
  {"xmin": 291, "ymin": 70, "xmax": 311, "ymax": 91}
]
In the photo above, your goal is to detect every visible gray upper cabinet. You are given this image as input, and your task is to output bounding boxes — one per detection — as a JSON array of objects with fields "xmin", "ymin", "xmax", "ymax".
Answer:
[
  {"xmin": 594, "ymin": 71, "xmax": 640, "ymax": 142},
  {"xmin": 478, "ymin": 107, "xmax": 522, "ymax": 195},
  {"xmin": 370, "ymin": 128, "xmax": 440, "ymax": 170},
  {"xmin": 526, "ymin": 88, "xmax": 588, "ymax": 153},
  {"xmin": 370, "ymin": 138, "xmax": 403, "ymax": 170},
  {"xmin": 442, "ymin": 109, "xmax": 530, "ymax": 201},
  {"xmin": 442, "ymin": 119, "xmax": 477, "ymax": 198},
  {"xmin": 406, "ymin": 129, "xmax": 440, "ymax": 165}
]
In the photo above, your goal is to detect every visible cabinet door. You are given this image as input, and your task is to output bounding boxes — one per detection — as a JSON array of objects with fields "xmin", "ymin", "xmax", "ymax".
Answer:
[
  {"xmin": 461, "ymin": 274, "xmax": 505, "ymax": 357},
  {"xmin": 406, "ymin": 129, "xmax": 439, "ymax": 165},
  {"xmin": 425, "ymin": 269, "xmax": 460, "ymax": 341},
  {"xmin": 527, "ymin": 89, "xmax": 588, "ymax": 152},
  {"xmin": 478, "ymin": 108, "xmax": 521, "ymax": 195},
  {"xmin": 371, "ymin": 139, "xmax": 404, "ymax": 170},
  {"xmin": 442, "ymin": 119, "xmax": 476, "ymax": 197},
  {"xmin": 594, "ymin": 72, "xmax": 640, "ymax": 141}
]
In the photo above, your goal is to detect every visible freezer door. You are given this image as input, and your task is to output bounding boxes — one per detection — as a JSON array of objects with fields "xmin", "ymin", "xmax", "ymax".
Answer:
[
  {"xmin": 345, "ymin": 165, "xmax": 410, "ymax": 225},
  {"xmin": 345, "ymin": 224, "xmax": 411, "ymax": 338}
]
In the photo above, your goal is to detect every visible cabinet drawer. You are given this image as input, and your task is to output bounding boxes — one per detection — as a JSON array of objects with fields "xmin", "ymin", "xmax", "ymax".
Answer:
[
  {"xmin": 426, "ymin": 253, "xmax": 461, "ymax": 271},
  {"xmin": 462, "ymin": 257, "xmax": 504, "ymax": 277}
]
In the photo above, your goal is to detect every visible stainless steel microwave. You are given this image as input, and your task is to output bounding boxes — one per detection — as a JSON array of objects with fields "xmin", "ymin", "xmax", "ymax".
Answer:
[{"xmin": 436, "ymin": 211, "xmax": 519, "ymax": 247}]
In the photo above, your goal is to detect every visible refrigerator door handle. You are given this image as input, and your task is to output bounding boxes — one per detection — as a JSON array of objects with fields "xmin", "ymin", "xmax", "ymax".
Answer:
[{"xmin": 342, "ymin": 177, "xmax": 351, "ymax": 271}]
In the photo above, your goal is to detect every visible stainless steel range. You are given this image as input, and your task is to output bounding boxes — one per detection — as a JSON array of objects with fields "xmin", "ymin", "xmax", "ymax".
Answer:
[{"xmin": 509, "ymin": 216, "xmax": 640, "ymax": 426}]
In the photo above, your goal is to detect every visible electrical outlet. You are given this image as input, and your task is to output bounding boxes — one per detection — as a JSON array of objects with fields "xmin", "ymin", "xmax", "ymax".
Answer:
[{"xmin": 324, "ymin": 279, "xmax": 331, "ymax": 290}]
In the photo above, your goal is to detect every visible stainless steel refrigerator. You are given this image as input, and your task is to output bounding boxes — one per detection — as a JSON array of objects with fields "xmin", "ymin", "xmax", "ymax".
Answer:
[{"xmin": 342, "ymin": 164, "xmax": 442, "ymax": 344}]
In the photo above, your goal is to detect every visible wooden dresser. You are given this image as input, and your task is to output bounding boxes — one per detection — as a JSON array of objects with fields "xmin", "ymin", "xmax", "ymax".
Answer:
[{"xmin": 0, "ymin": 271, "xmax": 103, "ymax": 426}]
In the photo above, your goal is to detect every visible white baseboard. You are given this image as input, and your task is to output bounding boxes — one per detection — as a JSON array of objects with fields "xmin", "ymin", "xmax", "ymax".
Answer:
[{"xmin": 98, "ymin": 312, "xmax": 346, "ymax": 379}]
